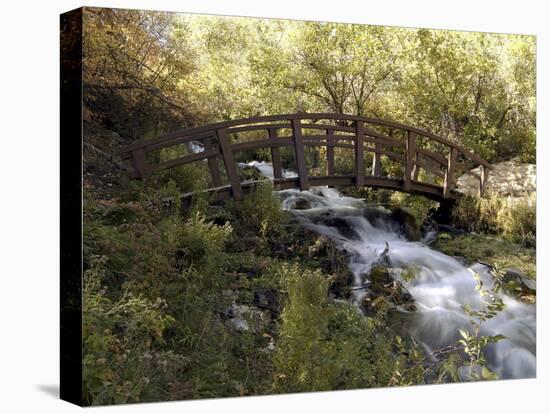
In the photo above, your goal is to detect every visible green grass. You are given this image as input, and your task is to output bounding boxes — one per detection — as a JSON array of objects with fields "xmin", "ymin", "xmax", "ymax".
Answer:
[{"xmin": 433, "ymin": 233, "xmax": 536, "ymax": 279}]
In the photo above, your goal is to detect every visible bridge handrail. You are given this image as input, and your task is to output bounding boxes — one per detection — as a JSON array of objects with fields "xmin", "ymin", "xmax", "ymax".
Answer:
[{"xmin": 121, "ymin": 113, "xmax": 492, "ymax": 201}]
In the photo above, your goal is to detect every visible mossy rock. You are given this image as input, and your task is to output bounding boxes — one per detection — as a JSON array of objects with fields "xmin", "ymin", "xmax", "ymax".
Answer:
[
  {"xmin": 391, "ymin": 207, "xmax": 421, "ymax": 241},
  {"xmin": 361, "ymin": 266, "xmax": 416, "ymax": 315}
]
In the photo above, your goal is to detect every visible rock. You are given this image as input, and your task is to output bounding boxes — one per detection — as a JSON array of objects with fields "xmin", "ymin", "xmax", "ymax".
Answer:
[
  {"xmin": 227, "ymin": 304, "xmax": 270, "ymax": 333},
  {"xmin": 290, "ymin": 197, "xmax": 312, "ymax": 210},
  {"xmin": 253, "ymin": 287, "xmax": 280, "ymax": 316},
  {"xmin": 361, "ymin": 266, "xmax": 416, "ymax": 315},
  {"xmin": 362, "ymin": 206, "xmax": 392, "ymax": 224},
  {"xmin": 391, "ymin": 207, "xmax": 421, "ymax": 241},
  {"xmin": 319, "ymin": 217, "xmax": 357, "ymax": 239},
  {"xmin": 229, "ymin": 318, "xmax": 250, "ymax": 331},
  {"xmin": 502, "ymin": 268, "xmax": 536, "ymax": 293},
  {"xmin": 456, "ymin": 159, "xmax": 536, "ymax": 199}
]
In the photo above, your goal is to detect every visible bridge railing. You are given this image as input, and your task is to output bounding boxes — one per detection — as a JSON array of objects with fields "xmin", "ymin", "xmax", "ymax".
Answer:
[{"xmin": 121, "ymin": 113, "xmax": 492, "ymax": 201}]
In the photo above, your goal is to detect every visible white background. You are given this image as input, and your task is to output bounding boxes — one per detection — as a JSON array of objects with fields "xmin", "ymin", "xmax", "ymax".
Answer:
[{"xmin": 0, "ymin": 0, "xmax": 547, "ymax": 412}]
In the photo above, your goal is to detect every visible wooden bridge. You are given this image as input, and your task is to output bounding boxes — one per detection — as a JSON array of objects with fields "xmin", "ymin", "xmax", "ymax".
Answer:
[{"xmin": 122, "ymin": 113, "xmax": 491, "ymax": 202}]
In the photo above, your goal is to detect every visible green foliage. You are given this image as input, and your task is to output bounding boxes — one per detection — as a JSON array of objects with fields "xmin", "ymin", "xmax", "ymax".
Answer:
[
  {"xmin": 433, "ymin": 233, "xmax": 535, "ymax": 278},
  {"xmin": 390, "ymin": 192, "xmax": 439, "ymax": 225},
  {"xmin": 83, "ymin": 255, "xmax": 177, "ymax": 405},
  {"xmin": 233, "ymin": 180, "xmax": 282, "ymax": 236},
  {"xmin": 273, "ymin": 263, "xmax": 426, "ymax": 393},
  {"xmin": 84, "ymin": 9, "xmax": 535, "ymax": 163},
  {"xmin": 459, "ymin": 272, "xmax": 507, "ymax": 381},
  {"xmin": 452, "ymin": 193, "xmax": 536, "ymax": 246}
]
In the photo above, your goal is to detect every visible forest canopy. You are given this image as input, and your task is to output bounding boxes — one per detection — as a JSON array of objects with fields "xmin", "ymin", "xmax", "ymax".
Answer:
[{"xmin": 83, "ymin": 8, "xmax": 536, "ymax": 162}]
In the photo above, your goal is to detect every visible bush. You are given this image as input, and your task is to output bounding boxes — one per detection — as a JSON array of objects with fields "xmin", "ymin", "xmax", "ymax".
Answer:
[
  {"xmin": 235, "ymin": 180, "xmax": 281, "ymax": 235},
  {"xmin": 272, "ymin": 263, "xmax": 424, "ymax": 393},
  {"xmin": 498, "ymin": 194, "xmax": 536, "ymax": 247},
  {"xmin": 390, "ymin": 192, "xmax": 439, "ymax": 225},
  {"xmin": 83, "ymin": 255, "xmax": 176, "ymax": 405},
  {"xmin": 452, "ymin": 192, "xmax": 536, "ymax": 246}
]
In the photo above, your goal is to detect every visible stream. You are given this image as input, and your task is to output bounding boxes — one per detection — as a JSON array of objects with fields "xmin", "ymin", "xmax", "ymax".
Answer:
[
  {"xmin": 190, "ymin": 143, "xmax": 536, "ymax": 380},
  {"xmin": 277, "ymin": 187, "xmax": 536, "ymax": 380}
]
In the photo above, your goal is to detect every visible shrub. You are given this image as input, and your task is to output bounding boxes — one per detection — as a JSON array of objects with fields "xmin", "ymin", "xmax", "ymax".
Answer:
[
  {"xmin": 83, "ymin": 255, "xmax": 176, "ymax": 405},
  {"xmin": 390, "ymin": 192, "xmax": 439, "ymax": 225},
  {"xmin": 497, "ymin": 194, "xmax": 536, "ymax": 247},
  {"xmin": 235, "ymin": 180, "xmax": 281, "ymax": 235},
  {"xmin": 452, "ymin": 192, "xmax": 536, "ymax": 246},
  {"xmin": 272, "ymin": 263, "xmax": 424, "ymax": 392}
]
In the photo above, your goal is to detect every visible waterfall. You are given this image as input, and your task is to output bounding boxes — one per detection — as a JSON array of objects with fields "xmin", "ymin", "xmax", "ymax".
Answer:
[
  {"xmin": 219, "ymin": 156, "xmax": 535, "ymax": 380},
  {"xmin": 278, "ymin": 187, "xmax": 536, "ymax": 380}
]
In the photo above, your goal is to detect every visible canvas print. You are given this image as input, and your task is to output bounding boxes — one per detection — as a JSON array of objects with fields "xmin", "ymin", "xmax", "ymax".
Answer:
[{"xmin": 60, "ymin": 6, "xmax": 536, "ymax": 406}]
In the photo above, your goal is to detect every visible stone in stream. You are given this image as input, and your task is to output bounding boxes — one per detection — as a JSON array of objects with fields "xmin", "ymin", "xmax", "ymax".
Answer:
[
  {"xmin": 320, "ymin": 217, "xmax": 357, "ymax": 239},
  {"xmin": 501, "ymin": 268, "xmax": 536, "ymax": 298},
  {"xmin": 290, "ymin": 197, "xmax": 312, "ymax": 210},
  {"xmin": 361, "ymin": 266, "xmax": 416, "ymax": 315},
  {"xmin": 362, "ymin": 206, "xmax": 393, "ymax": 223},
  {"xmin": 390, "ymin": 207, "xmax": 422, "ymax": 241}
]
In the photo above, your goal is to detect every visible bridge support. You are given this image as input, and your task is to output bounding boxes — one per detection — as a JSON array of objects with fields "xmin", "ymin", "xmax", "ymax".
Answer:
[{"xmin": 432, "ymin": 198, "xmax": 457, "ymax": 225}]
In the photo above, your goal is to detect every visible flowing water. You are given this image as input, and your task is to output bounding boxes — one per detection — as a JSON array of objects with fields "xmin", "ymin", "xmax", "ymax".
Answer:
[
  {"xmin": 190, "ymin": 140, "xmax": 536, "ymax": 380},
  {"xmin": 278, "ymin": 187, "xmax": 536, "ymax": 380}
]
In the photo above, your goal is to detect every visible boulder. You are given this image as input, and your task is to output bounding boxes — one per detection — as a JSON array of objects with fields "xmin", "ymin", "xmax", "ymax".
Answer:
[
  {"xmin": 391, "ymin": 207, "xmax": 421, "ymax": 241},
  {"xmin": 362, "ymin": 206, "xmax": 392, "ymax": 224},
  {"xmin": 227, "ymin": 304, "xmax": 270, "ymax": 333},
  {"xmin": 456, "ymin": 159, "xmax": 535, "ymax": 199},
  {"xmin": 361, "ymin": 266, "xmax": 416, "ymax": 315},
  {"xmin": 319, "ymin": 217, "xmax": 357, "ymax": 239},
  {"xmin": 291, "ymin": 197, "xmax": 312, "ymax": 210},
  {"xmin": 501, "ymin": 268, "xmax": 536, "ymax": 295},
  {"xmin": 253, "ymin": 287, "xmax": 281, "ymax": 316}
]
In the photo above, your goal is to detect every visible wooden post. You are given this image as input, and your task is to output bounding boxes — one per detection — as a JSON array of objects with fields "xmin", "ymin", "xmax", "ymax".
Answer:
[
  {"xmin": 412, "ymin": 152, "xmax": 420, "ymax": 181},
  {"xmin": 326, "ymin": 128, "xmax": 335, "ymax": 176},
  {"xmin": 291, "ymin": 119, "xmax": 309, "ymax": 190},
  {"xmin": 355, "ymin": 121, "xmax": 365, "ymax": 188},
  {"xmin": 372, "ymin": 143, "xmax": 381, "ymax": 176},
  {"xmin": 443, "ymin": 147, "xmax": 458, "ymax": 198},
  {"xmin": 216, "ymin": 128, "xmax": 243, "ymax": 200},
  {"xmin": 479, "ymin": 165, "xmax": 490, "ymax": 196},
  {"xmin": 404, "ymin": 131, "xmax": 416, "ymax": 191},
  {"xmin": 268, "ymin": 128, "xmax": 283, "ymax": 179},
  {"xmin": 131, "ymin": 148, "xmax": 151, "ymax": 180},
  {"xmin": 203, "ymin": 136, "xmax": 223, "ymax": 187}
]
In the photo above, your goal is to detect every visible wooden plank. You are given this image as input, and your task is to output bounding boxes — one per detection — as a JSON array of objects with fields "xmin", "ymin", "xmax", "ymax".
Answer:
[
  {"xmin": 355, "ymin": 121, "xmax": 365, "ymax": 187},
  {"xmin": 131, "ymin": 149, "xmax": 151, "ymax": 180},
  {"xmin": 155, "ymin": 149, "xmax": 219, "ymax": 171},
  {"xmin": 216, "ymin": 128, "xmax": 243, "ymax": 200},
  {"xmin": 443, "ymin": 147, "xmax": 458, "ymax": 198},
  {"xmin": 231, "ymin": 137, "xmax": 293, "ymax": 152},
  {"xmin": 412, "ymin": 152, "xmax": 420, "ymax": 181},
  {"xmin": 479, "ymin": 165, "xmax": 490, "ymax": 196},
  {"xmin": 416, "ymin": 148, "xmax": 447, "ymax": 166},
  {"xmin": 291, "ymin": 119, "xmax": 309, "ymax": 190},
  {"xmin": 372, "ymin": 143, "xmax": 382, "ymax": 176},
  {"xmin": 415, "ymin": 155, "xmax": 445, "ymax": 178},
  {"xmin": 203, "ymin": 136, "xmax": 222, "ymax": 187},
  {"xmin": 269, "ymin": 128, "xmax": 283, "ymax": 179},
  {"xmin": 326, "ymin": 128, "xmax": 335, "ymax": 175},
  {"xmin": 226, "ymin": 123, "xmax": 289, "ymax": 134},
  {"xmin": 404, "ymin": 131, "xmax": 416, "ymax": 191}
]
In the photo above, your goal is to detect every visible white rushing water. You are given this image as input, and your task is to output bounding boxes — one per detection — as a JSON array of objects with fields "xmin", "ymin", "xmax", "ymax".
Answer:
[
  {"xmin": 210, "ymin": 152, "xmax": 535, "ymax": 380},
  {"xmin": 278, "ymin": 188, "xmax": 536, "ymax": 380}
]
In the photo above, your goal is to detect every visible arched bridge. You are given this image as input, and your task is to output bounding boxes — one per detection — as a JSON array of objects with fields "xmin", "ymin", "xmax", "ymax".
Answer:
[{"xmin": 122, "ymin": 113, "xmax": 491, "ymax": 203}]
